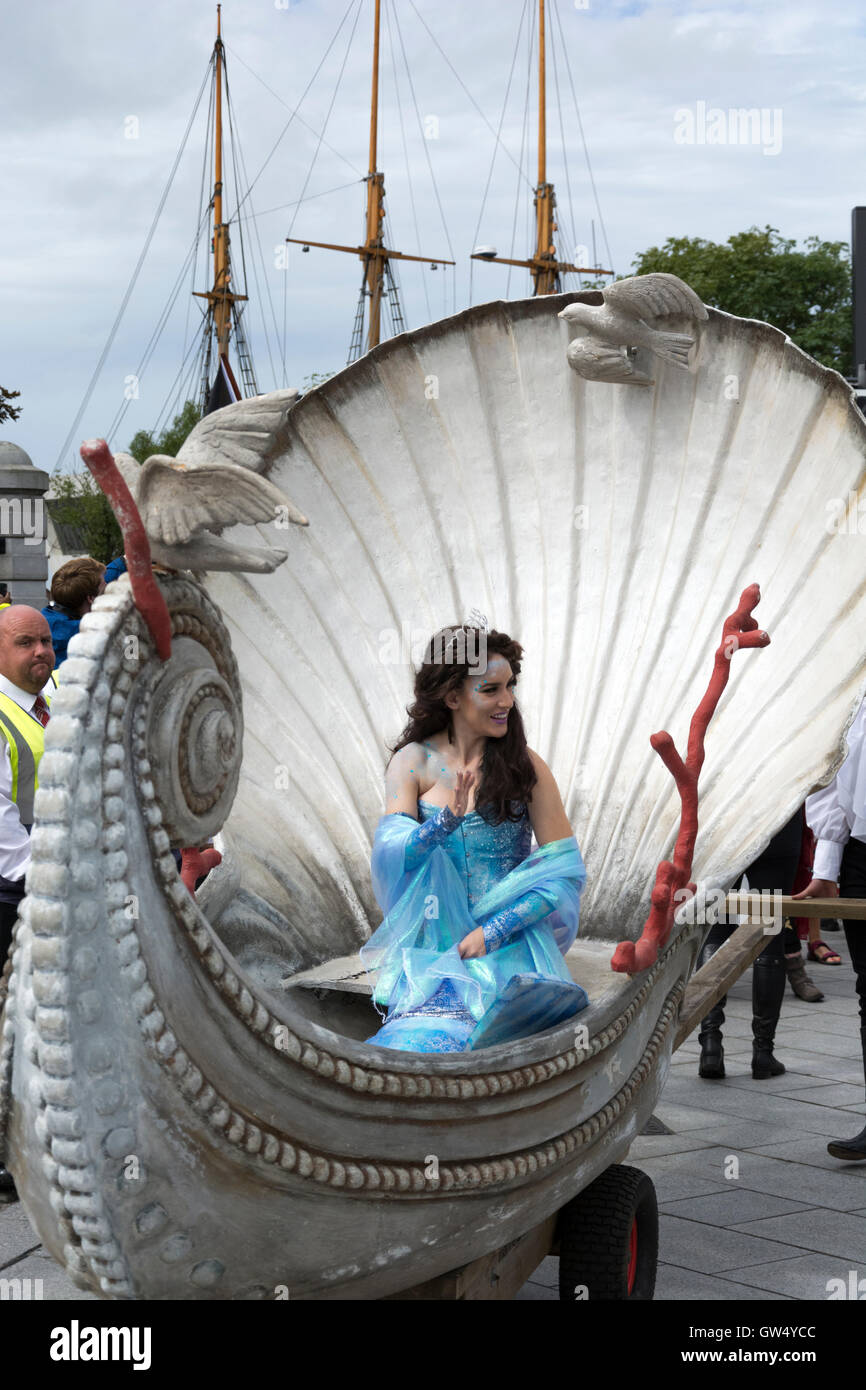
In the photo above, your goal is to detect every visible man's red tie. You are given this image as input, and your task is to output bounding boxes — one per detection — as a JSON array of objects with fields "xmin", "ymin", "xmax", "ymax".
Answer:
[{"xmin": 32, "ymin": 695, "xmax": 50, "ymax": 727}]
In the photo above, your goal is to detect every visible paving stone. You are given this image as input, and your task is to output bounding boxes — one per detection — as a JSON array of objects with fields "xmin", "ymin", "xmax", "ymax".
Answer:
[
  {"xmin": 654, "ymin": 1263, "xmax": 792, "ymax": 1301},
  {"xmin": 772, "ymin": 1030, "xmax": 861, "ymax": 1060},
  {"xmin": 631, "ymin": 1169, "xmax": 729, "ymax": 1204},
  {"xmin": 777, "ymin": 1012, "xmax": 864, "ymax": 1039},
  {"xmin": 628, "ymin": 1132, "xmax": 718, "ymax": 1159},
  {"xmin": 0, "ymin": 1204, "xmax": 41, "ymax": 1268},
  {"xmin": 629, "ymin": 1145, "xmax": 866, "ymax": 1210},
  {"xmin": 747, "ymin": 1135, "xmax": 866, "ymax": 1172},
  {"xmin": 527, "ymin": 1255, "xmax": 558, "ymax": 1289},
  {"xmin": 514, "ymin": 1277, "xmax": 557, "ymax": 1300},
  {"xmin": 724, "ymin": 1251, "xmax": 866, "ymax": 1300},
  {"xmin": 653, "ymin": 1102, "xmax": 747, "ymax": 1133},
  {"xmin": 684, "ymin": 1121, "xmax": 812, "ymax": 1150},
  {"xmin": 659, "ymin": 1190, "xmax": 814, "ymax": 1226},
  {"xmin": 0, "ymin": 1249, "xmax": 98, "ymax": 1301},
  {"xmin": 783, "ymin": 1083, "xmax": 866, "ymax": 1110},
  {"xmin": 730, "ymin": 1049, "xmax": 862, "ymax": 1083},
  {"xmin": 658, "ymin": 1214, "xmax": 804, "ymax": 1274},
  {"xmin": 663, "ymin": 1087, "xmax": 866, "ymax": 1137},
  {"xmin": 729, "ymin": 1209, "xmax": 866, "ymax": 1262},
  {"xmin": 721, "ymin": 1070, "xmax": 844, "ymax": 1095}
]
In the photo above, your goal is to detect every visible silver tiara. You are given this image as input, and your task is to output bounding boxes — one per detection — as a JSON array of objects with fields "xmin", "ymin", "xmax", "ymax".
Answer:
[{"xmin": 466, "ymin": 608, "xmax": 489, "ymax": 633}]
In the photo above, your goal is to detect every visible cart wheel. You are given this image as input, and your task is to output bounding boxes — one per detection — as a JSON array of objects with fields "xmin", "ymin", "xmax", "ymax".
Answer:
[{"xmin": 557, "ymin": 1164, "xmax": 658, "ymax": 1301}]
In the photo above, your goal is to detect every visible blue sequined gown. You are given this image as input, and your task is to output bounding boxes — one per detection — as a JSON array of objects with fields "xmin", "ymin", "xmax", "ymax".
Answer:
[{"xmin": 363, "ymin": 799, "xmax": 588, "ymax": 1053}]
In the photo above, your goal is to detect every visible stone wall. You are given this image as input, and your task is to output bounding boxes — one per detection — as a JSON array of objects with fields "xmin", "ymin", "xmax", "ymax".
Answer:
[{"xmin": 0, "ymin": 441, "xmax": 50, "ymax": 610}]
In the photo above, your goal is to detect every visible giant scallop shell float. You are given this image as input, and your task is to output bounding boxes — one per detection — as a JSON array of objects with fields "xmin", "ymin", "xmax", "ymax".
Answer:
[{"xmin": 2, "ymin": 274, "xmax": 866, "ymax": 1300}]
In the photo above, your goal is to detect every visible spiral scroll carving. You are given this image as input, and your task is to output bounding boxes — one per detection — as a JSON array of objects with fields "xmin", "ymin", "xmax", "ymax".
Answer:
[{"xmin": 145, "ymin": 608, "xmax": 243, "ymax": 845}]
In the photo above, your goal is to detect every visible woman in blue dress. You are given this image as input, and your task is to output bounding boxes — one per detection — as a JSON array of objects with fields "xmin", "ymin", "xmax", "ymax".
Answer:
[{"xmin": 361, "ymin": 623, "xmax": 589, "ymax": 1053}]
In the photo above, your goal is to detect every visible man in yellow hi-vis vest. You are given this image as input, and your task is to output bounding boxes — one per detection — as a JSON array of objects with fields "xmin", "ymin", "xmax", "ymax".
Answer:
[{"xmin": 0, "ymin": 604, "xmax": 56, "ymax": 1202}]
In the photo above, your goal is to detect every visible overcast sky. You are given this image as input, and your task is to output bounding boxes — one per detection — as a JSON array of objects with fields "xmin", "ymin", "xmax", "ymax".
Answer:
[{"xmin": 3, "ymin": 0, "xmax": 865, "ymax": 474}]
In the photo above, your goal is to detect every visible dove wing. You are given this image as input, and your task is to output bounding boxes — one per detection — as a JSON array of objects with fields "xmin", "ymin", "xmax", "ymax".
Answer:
[
  {"xmin": 566, "ymin": 338, "xmax": 652, "ymax": 384},
  {"xmin": 176, "ymin": 389, "xmax": 298, "ymax": 472},
  {"xmin": 605, "ymin": 273, "xmax": 709, "ymax": 324},
  {"xmin": 137, "ymin": 458, "xmax": 299, "ymax": 547}
]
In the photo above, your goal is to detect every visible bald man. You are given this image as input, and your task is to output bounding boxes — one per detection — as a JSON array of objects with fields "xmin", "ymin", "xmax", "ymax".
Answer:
[{"xmin": 0, "ymin": 606, "xmax": 57, "ymax": 1200}]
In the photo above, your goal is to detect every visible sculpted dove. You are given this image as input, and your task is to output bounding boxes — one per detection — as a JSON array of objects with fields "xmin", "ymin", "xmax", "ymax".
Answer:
[
  {"xmin": 558, "ymin": 272, "xmax": 708, "ymax": 386},
  {"xmin": 112, "ymin": 389, "xmax": 308, "ymax": 573}
]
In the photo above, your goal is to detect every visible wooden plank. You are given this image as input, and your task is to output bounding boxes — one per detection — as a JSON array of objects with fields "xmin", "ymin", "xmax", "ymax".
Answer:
[
  {"xmin": 674, "ymin": 893, "xmax": 866, "ymax": 1048},
  {"xmin": 386, "ymin": 1214, "xmax": 558, "ymax": 1301},
  {"xmin": 725, "ymin": 893, "xmax": 866, "ymax": 920}
]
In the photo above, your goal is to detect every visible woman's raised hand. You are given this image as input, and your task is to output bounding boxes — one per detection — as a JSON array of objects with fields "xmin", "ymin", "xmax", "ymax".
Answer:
[{"xmin": 451, "ymin": 768, "xmax": 476, "ymax": 819}]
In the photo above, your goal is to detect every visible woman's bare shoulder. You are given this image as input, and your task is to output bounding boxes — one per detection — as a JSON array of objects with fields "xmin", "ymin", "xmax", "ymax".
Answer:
[{"xmin": 526, "ymin": 747, "xmax": 553, "ymax": 777}]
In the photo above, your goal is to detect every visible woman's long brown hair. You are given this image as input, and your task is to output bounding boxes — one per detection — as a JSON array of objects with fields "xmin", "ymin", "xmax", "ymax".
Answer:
[{"xmin": 387, "ymin": 625, "xmax": 537, "ymax": 823}]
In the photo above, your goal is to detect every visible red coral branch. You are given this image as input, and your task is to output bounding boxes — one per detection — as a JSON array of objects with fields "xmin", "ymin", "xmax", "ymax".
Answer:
[
  {"xmin": 181, "ymin": 846, "xmax": 222, "ymax": 897},
  {"xmin": 79, "ymin": 437, "xmax": 172, "ymax": 661},
  {"xmin": 610, "ymin": 583, "xmax": 770, "ymax": 974}
]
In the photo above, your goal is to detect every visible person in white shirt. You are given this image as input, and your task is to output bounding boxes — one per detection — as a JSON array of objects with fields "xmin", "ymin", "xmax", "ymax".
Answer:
[
  {"xmin": 0, "ymin": 605, "xmax": 57, "ymax": 1200},
  {"xmin": 794, "ymin": 698, "xmax": 866, "ymax": 1160}
]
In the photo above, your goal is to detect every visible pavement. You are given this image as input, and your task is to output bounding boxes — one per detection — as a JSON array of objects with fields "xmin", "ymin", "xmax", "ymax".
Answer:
[
  {"xmin": 518, "ymin": 928, "xmax": 866, "ymax": 1301},
  {"xmin": 2, "ymin": 932, "xmax": 864, "ymax": 1303}
]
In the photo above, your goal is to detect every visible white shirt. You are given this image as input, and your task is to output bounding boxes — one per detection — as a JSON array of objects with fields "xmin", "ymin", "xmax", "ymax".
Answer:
[
  {"xmin": 805, "ymin": 697, "xmax": 866, "ymax": 881},
  {"xmin": 0, "ymin": 672, "xmax": 56, "ymax": 883}
]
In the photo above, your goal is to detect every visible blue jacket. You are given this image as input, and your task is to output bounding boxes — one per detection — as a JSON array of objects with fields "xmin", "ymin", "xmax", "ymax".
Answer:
[
  {"xmin": 42, "ymin": 604, "xmax": 81, "ymax": 668},
  {"xmin": 103, "ymin": 555, "xmax": 128, "ymax": 585}
]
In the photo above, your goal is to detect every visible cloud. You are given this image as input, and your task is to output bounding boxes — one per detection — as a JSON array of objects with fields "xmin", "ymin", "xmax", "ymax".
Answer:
[{"xmin": 2, "ymin": 0, "xmax": 864, "ymax": 473}]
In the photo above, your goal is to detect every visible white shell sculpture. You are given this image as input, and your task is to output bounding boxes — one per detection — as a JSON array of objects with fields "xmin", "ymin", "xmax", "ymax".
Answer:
[
  {"xmin": 206, "ymin": 291, "xmax": 866, "ymax": 974},
  {"xmin": 4, "ymin": 282, "xmax": 866, "ymax": 1301}
]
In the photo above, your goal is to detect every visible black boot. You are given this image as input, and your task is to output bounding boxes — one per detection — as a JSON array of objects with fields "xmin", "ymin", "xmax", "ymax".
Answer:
[
  {"xmin": 827, "ymin": 1028, "xmax": 866, "ymax": 1160},
  {"xmin": 0, "ymin": 1164, "xmax": 17, "ymax": 1204},
  {"xmin": 697, "ymin": 939, "xmax": 726, "ymax": 1079},
  {"xmin": 752, "ymin": 955, "xmax": 786, "ymax": 1079}
]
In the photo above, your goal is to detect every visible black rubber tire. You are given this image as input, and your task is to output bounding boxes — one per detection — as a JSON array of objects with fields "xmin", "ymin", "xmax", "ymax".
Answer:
[{"xmin": 557, "ymin": 1164, "xmax": 658, "ymax": 1301}]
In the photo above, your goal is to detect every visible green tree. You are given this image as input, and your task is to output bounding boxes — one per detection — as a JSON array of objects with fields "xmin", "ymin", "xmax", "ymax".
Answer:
[
  {"xmin": 631, "ymin": 226, "xmax": 852, "ymax": 375},
  {"xmin": 127, "ymin": 399, "xmax": 202, "ymax": 464},
  {"xmin": 49, "ymin": 472, "xmax": 123, "ymax": 565},
  {"xmin": 0, "ymin": 385, "xmax": 22, "ymax": 424},
  {"xmin": 299, "ymin": 371, "xmax": 335, "ymax": 394}
]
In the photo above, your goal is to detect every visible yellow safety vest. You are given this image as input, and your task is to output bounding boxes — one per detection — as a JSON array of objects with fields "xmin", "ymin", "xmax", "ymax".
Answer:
[{"xmin": 0, "ymin": 673, "xmax": 59, "ymax": 829}]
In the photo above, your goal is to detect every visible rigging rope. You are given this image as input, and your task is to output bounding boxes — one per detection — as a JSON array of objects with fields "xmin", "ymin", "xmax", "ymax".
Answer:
[
  {"xmin": 281, "ymin": 0, "xmax": 364, "ymax": 383},
  {"xmin": 552, "ymin": 0, "xmax": 614, "ymax": 276},
  {"xmin": 384, "ymin": 0, "xmax": 431, "ymax": 324},
  {"xmin": 469, "ymin": 0, "xmax": 530, "ymax": 307},
  {"xmin": 227, "ymin": 40, "xmax": 363, "ymax": 181},
  {"xmin": 54, "ymin": 62, "xmax": 211, "ymax": 472},
  {"xmin": 407, "ymin": 0, "xmax": 533, "ymax": 191},
  {"xmin": 232, "ymin": 0, "xmax": 363, "ymax": 221},
  {"xmin": 507, "ymin": 0, "xmax": 536, "ymax": 299},
  {"xmin": 104, "ymin": 207, "xmax": 210, "ymax": 449},
  {"xmin": 390, "ymin": 0, "xmax": 457, "ymax": 314},
  {"xmin": 549, "ymin": 14, "xmax": 580, "ymax": 290},
  {"xmin": 224, "ymin": 60, "xmax": 275, "ymax": 392}
]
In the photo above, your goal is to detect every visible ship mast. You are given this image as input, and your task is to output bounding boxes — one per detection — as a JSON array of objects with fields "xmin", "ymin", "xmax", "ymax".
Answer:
[
  {"xmin": 472, "ymin": 0, "xmax": 611, "ymax": 292},
  {"xmin": 194, "ymin": 5, "xmax": 250, "ymax": 405},
  {"xmin": 286, "ymin": 0, "xmax": 454, "ymax": 362}
]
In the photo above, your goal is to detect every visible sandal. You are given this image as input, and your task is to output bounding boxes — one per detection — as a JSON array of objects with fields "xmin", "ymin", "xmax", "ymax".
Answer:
[{"xmin": 808, "ymin": 940, "xmax": 842, "ymax": 965}]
